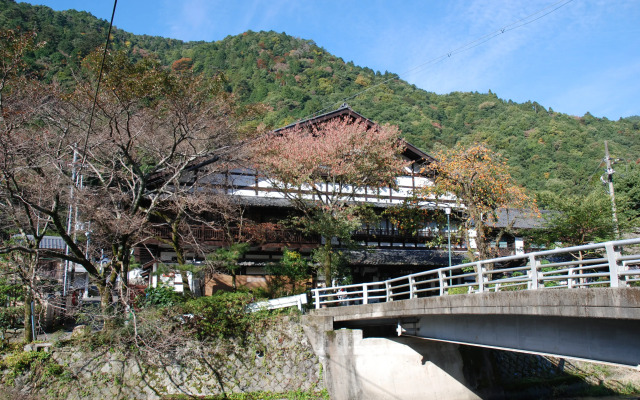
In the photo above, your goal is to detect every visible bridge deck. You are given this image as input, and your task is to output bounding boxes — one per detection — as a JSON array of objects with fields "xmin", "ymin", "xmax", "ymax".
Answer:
[
  {"xmin": 310, "ymin": 288, "xmax": 640, "ymax": 368},
  {"xmin": 311, "ymin": 288, "xmax": 640, "ymax": 322}
]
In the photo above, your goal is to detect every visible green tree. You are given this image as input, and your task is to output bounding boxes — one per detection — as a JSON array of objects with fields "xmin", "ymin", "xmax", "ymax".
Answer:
[
  {"xmin": 614, "ymin": 164, "xmax": 640, "ymax": 228},
  {"xmin": 206, "ymin": 243, "xmax": 250, "ymax": 291},
  {"xmin": 530, "ymin": 191, "xmax": 617, "ymax": 248},
  {"xmin": 266, "ymin": 248, "xmax": 311, "ymax": 295}
]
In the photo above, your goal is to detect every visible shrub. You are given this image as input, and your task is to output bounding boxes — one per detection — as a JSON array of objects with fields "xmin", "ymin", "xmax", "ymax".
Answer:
[
  {"xmin": 183, "ymin": 291, "xmax": 266, "ymax": 340},
  {"xmin": 2, "ymin": 350, "xmax": 51, "ymax": 375},
  {"xmin": 447, "ymin": 286, "xmax": 470, "ymax": 295},
  {"xmin": 0, "ymin": 306, "xmax": 22, "ymax": 331},
  {"xmin": 139, "ymin": 285, "xmax": 186, "ymax": 307}
]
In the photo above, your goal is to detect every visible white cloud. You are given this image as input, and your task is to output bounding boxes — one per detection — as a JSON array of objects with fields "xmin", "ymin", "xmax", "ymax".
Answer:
[{"xmin": 161, "ymin": 0, "xmax": 221, "ymax": 40}]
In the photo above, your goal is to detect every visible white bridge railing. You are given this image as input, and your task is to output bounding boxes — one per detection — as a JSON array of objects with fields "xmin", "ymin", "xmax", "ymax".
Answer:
[{"xmin": 311, "ymin": 238, "xmax": 640, "ymax": 309}]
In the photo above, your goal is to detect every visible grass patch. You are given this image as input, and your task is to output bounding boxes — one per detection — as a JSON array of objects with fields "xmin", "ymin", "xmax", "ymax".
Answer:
[
  {"xmin": 163, "ymin": 389, "xmax": 330, "ymax": 400},
  {"xmin": 0, "ymin": 349, "xmax": 71, "ymax": 386}
]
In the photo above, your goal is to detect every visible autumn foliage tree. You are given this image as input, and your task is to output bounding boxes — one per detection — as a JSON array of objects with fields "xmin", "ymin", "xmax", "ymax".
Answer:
[
  {"xmin": 61, "ymin": 49, "xmax": 250, "ymax": 318},
  {"xmin": 254, "ymin": 116, "xmax": 406, "ymax": 283},
  {"xmin": 420, "ymin": 143, "xmax": 537, "ymax": 262},
  {"xmin": 0, "ymin": 29, "xmax": 54, "ymax": 342},
  {"xmin": 0, "ymin": 44, "xmax": 250, "ymax": 330},
  {"xmin": 171, "ymin": 57, "xmax": 193, "ymax": 71}
]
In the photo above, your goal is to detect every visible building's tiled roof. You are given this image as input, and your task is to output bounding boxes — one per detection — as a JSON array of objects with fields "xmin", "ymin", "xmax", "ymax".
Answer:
[
  {"xmin": 234, "ymin": 196, "xmax": 292, "ymax": 208},
  {"xmin": 39, "ymin": 236, "xmax": 66, "ymax": 249},
  {"xmin": 151, "ymin": 105, "xmax": 434, "ymax": 187},
  {"xmin": 272, "ymin": 103, "xmax": 370, "ymax": 133},
  {"xmin": 488, "ymin": 208, "xmax": 549, "ymax": 229},
  {"xmin": 347, "ymin": 248, "xmax": 466, "ymax": 266},
  {"xmin": 273, "ymin": 104, "xmax": 435, "ymax": 164},
  {"xmin": 19, "ymin": 235, "xmax": 66, "ymax": 250}
]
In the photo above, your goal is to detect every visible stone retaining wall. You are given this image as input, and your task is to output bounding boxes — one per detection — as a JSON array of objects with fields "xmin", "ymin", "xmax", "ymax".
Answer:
[{"xmin": 4, "ymin": 316, "xmax": 323, "ymax": 400}]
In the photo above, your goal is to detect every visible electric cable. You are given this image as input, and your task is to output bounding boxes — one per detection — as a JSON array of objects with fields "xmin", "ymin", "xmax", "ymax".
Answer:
[
  {"xmin": 581, "ymin": 158, "xmax": 605, "ymax": 193},
  {"xmin": 79, "ymin": 0, "xmax": 118, "ymax": 173},
  {"xmin": 296, "ymin": 0, "xmax": 574, "ymax": 123}
]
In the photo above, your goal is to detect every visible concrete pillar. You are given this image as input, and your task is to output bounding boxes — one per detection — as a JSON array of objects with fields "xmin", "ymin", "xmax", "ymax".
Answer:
[{"xmin": 324, "ymin": 329, "xmax": 480, "ymax": 400}]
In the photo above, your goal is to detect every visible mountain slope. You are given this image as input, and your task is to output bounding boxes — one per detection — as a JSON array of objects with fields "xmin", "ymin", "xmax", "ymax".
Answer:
[{"xmin": 2, "ymin": 0, "xmax": 639, "ymax": 195}]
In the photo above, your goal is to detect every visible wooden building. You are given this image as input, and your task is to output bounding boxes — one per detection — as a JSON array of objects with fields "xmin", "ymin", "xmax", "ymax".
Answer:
[{"xmin": 137, "ymin": 105, "xmax": 526, "ymax": 292}]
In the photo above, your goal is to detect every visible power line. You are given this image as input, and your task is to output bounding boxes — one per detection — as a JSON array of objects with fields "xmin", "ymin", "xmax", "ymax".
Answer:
[
  {"xmin": 582, "ymin": 158, "xmax": 605, "ymax": 193},
  {"xmin": 65, "ymin": 0, "xmax": 117, "ymax": 295},
  {"xmin": 79, "ymin": 0, "xmax": 118, "ymax": 173},
  {"xmin": 296, "ymin": 0, "xmax": 574, "ymax": 123}
]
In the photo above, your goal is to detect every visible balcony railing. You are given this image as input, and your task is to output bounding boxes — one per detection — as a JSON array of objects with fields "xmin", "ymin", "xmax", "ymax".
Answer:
[
  {"xmin": 148, "ymin": 225, "xmax": 319, "ymax": 245},
  {"xmin": 353, "ymin": 228, "xmax": 439, "ymax": 239},
  {"xmin": 352, "ymin": 228, "xmax": 466, "ymax": 248}
]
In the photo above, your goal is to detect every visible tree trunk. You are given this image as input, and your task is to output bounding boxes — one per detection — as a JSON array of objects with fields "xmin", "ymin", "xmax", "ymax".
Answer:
[
  {"xmin": 171, "ymin": 219, "xmax": 185, "ymax": 266},
  {"xmin": 97, "ymin": 270, "xmax": 117, "ymax": 332},
  {"xmin": 113, "ymin": 241, "xmax": 131, "ymax": 307},
  {"xmin": 475, "ymin": 220, "xmax": 489, "ymax": 262},
  {"xmin": 323, "ymin": 242, "xmax": 332, "ymax": 286},
  {"xmin": 23, "ymin": 291, "xmax": 33, "ymax": 343},
  {"xmin": 23, "ymin": 257, "xmax": 37, "ymax": 343}
]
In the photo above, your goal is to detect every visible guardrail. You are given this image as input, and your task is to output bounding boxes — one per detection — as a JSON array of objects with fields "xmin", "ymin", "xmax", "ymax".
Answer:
[
  {"xmin": 311, "ymin": 238, "xmax": 640, "ymax": 309},
  {"xmin": 247, "ymin": 293, "xmax": 308, "ymax": 312}
]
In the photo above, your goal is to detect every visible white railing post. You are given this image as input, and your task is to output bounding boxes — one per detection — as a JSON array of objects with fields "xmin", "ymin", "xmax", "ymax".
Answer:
[
  {"xmin": 297, "ymin": 294, "xmax": 303, "ymax": 312},
  {"xmin": 409, "ymin": 276, "xmax": 416, "ymax": 299},
  {"xmin": 363, "ymin": 283, "xmax": 369, "ymax": 305},
  {"xmin": 605, "ymin": 242, "xmax": 621, "ymax": 287},
  {"xmin": 314, "ymin": 289, "xmax": 320, "ymax": 308},
  {"xmin": 385, "ymin": 281, "xmax": 392, "ymax": 302},
  {"xmin": 476, "ymin": 262, "xmax": 484, "ymax": 293},
  {"xmin": 568, "ymin": 268, "xmax": 574, "ymax": 289},
  {"xmin": 438, "ymin": 270, "xmax": 445, "ymax": 296},
  {"xmin": 529, "ymin": 254, "xmax": 539, "ymax": 290}
]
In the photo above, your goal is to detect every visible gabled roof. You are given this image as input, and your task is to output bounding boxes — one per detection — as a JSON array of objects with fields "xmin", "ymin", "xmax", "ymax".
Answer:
[
  {"xmin": 274, "ymin": 104, "xmax": 435, "ymax": 164},
  {"xmin": 149, "ymin": 105, "xmax": 435, "ymax": 187},
  {"xmin": 273, "ymin": 103, "xmax": 371, "ymax": 133},
  {"xmin": 488, "ymin": 208, "xmax": 547, "ymax": 230},
  {"xmin": 16, "ymin": 235, "xmax": 66, "ymax": 250}
]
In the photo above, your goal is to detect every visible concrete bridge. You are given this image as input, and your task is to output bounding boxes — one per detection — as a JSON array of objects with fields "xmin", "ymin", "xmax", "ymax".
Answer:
[
  {"xmin": 309, "ymin": 287, "xmax": 640, "ymax": 367},
  {"xmin": 301, "ymin": 238, "xmax": 640, "ymax": 399}
]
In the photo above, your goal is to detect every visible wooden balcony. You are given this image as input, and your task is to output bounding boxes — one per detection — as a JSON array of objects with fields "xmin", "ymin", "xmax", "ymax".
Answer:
[
  {"xmin": 148, "ymin": 225, "xmax": 478, "ymax": 251},
  {"xmin": 148, "ymin": 225, "xmax": 319, "ymax": 245}
]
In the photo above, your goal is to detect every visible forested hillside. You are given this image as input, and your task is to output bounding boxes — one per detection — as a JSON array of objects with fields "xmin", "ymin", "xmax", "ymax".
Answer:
[{"xmin": 2, "ymin": 0, "xmax": 639, "ymax": 196}]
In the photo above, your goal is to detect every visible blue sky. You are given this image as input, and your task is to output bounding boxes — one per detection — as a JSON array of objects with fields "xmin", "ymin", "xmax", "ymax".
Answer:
[{"xmin": 23, "ymin": 0, "xmax": 640, "ymax": 119}]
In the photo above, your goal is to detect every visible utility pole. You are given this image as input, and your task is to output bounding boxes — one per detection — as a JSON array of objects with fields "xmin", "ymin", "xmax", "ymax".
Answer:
[
  {"xmin": 62, "ymin": 147, "xmax": 78, "ymax": 297},
  {"xmin": 445, "ymin": 207, "xmax": 452, "ymax": 286},
  {"xmin": 604, "ymin": 141, "xmax": 620, "ymax": 238}
]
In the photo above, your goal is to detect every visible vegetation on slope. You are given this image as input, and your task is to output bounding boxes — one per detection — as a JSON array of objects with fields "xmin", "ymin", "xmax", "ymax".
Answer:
[{"xmin": 1, "ymin": 0, "xmax": 639, "ymax": 197}]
